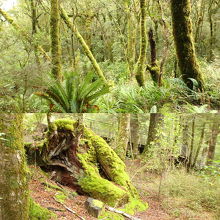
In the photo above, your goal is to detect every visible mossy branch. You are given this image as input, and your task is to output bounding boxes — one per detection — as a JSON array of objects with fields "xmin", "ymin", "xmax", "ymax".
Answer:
[
  {"xmin": 60, "ymin": 7, "xmax": 110, "ymax": 87},
  {"xmin": 0, "ymin": 7, "xmax": 51, "ymax": 62}
]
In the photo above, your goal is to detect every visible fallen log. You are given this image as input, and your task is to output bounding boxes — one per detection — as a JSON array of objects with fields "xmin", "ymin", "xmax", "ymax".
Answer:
[{"xmin": 34, "ymin": 119, "xmax": 138, "ymax": 207}]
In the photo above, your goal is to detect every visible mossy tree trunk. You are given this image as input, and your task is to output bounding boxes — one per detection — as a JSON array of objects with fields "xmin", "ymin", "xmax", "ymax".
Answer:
[
  {"xmin": 0, "ymin": 114, "xmax": 29, "ymax": 220},
  {"xmin": 170, "ymin": 0, "xmax": 205, "ymax": 90},
  {"xmin": 35, "ymin": 119, "xmax": 137, "ymax": 207},
  {"xmin": 125, "ymin": 0, "xmax": 137, "ymax": 79},
  {"xmin": 135, "ymin": 0, "xmax": 147, "ymax": 87},
  {"xmin": 115, "ymin": 114, "xmax": 131, "ymax": 161},
  {"xmin": 51, "ymin": 0, "xmax": 62, "ymax": 80},
  {"xmin": 146, "ymin": 28, "xmax": 161, "ymax": 86}
]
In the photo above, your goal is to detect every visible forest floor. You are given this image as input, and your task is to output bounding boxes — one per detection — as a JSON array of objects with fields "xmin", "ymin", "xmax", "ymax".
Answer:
[{"xmin": 29, "ymin": 160, "xmax": 215, "ymax": 220}]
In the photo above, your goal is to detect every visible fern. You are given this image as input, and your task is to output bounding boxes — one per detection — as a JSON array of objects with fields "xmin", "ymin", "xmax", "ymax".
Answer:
[{"xmin": 35, "ymin": 72, "xmax": 109, "ymax": 113}]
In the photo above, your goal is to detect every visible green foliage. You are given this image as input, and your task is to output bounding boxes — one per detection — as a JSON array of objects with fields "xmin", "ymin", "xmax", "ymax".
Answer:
[
  {"xmin": 35, "ymin": 72, "xmax": 110, "ymax": 113},
  {"xmin": 29, "ymin": 198, "xmax": 56, "ymax": 220}
]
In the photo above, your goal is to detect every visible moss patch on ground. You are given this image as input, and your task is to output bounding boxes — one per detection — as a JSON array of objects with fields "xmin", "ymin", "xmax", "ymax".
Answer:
[{"xmin": 29, "ymin": 198, "xmax": 56, "ymax": 220}]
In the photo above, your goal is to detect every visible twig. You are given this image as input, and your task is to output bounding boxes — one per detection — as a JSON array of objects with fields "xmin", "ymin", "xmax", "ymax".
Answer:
[
  {"xmin": 63, "ymin": 204, "xmax": 86, "ymax": 220},
  {"xmin": 106, "ymin": 206, "xmax": 141, "ymax": 220},
  {"xmin": 53, "ymin": 197, "xmax": 86, "ymax": 220}
]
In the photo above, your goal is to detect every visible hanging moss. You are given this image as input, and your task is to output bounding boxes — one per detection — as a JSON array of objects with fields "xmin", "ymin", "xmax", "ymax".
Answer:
[{"xmin": 171, "ymin": 0, "xmax": 205, "ymax": 90}]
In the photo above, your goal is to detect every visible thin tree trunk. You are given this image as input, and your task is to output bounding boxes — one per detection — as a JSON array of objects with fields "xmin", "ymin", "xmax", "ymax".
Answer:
[
  {"xmin": 0, "ymin": 114, "xmax": 29, "ymax": 220},
  {"xmin": 170, "ymin": 0, "xmax": 204, "ymax": 90},
  {"xmin": 192, "ymin": 122, "xmax": 206, "ymax": 168},
  {"xmin": 187, "ymin": 115, "xmax": 196, "ymax": 171}
]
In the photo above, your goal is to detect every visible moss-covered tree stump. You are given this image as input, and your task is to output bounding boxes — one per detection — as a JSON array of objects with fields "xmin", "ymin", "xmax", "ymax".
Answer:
[{"xmin": 36, "ymin": 119, "xmax": 139, "ymax": 207}]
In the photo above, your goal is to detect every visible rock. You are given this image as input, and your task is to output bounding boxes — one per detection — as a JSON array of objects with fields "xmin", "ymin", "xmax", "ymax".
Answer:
[{"xmin": 85, "ymin": 197, "xmax": 104, "ymax": 218}]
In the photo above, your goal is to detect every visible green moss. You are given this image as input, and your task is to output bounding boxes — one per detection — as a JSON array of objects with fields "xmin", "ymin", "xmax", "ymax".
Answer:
[
  {"xmin": 83, "ymin": 127, "xmax": 137, "ymax": 197},
  {"xmin": 53, "ymin": 118, "xmax": 76, "ymax": 131},
  {"xmin": 29, "ymin": 198, "xmax": 56, "ymax": 220},
  {"xmin": 54, "ymin": 192, "xmax": 67, "ymax": 204},
  {"xmin": 92, "ymin": 199, "xmax": 104, "ymax": 208},
  {"xmin": 122, "ymin": 198, "xmax": 148, "ymax": 215},
  {"xmin": 77, "ymin": 142, "xmax": 129, "ymax": 206},
  {"xmin": 99, "ymin": 211, "xmax": 124, "ymax": 220}
]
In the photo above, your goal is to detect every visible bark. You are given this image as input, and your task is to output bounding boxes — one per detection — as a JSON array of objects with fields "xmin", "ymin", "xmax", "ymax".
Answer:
[
  {"xmin": 144, "ymin": 113, "xmax": 164, "ymax": 153},
  {"xmin": 170, "ymin": 0, "xmax": 204, "ymax": 90},
  {"xmin": 60, "ymin": 7, "xmax": 109, "ymax": 86},
  {"xmin": 51, "ymin": 0, "xmax": 62, "ymax": 80},
  {"xmin": 207, "ymin": 121, "xmax": 220, "ymax": 165},
  {"xmin": 115, "ymin": 114, "xmax": 131, "ymax": 161},
  {"xmin": 0, "ymin": 114, "xmax": 29, "ymax": 220},
  {"xmin": 0, "ymin": 8, "xmax": 51, "ymax": 62},
  {"xmin": 135, "ymin": 0, "xmax": 147, "ymax": 87},
  {"xmin": 29, "ymin": 119, "xmax": 138, "ymax": 207}
]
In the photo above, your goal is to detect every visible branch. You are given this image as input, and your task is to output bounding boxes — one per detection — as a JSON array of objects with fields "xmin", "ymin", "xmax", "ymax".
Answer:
[{"xmin": 106, "ymin": 206, "xmax": 141, "ymax": 220}]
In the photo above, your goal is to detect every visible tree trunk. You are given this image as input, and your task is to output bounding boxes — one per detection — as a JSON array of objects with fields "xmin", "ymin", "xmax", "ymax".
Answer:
[
  {"xmin": 207, "ymin": 121, "xmax": 220, "ymax": 165},
  {"xmin": 51, "ymin": 0, "xmax": 62, "ymax": 80},
  {"xmin": 144, "ymin": 113, "xmax": 164, "ymax": 153},
  {"xmin": 115, "ymin": 114, "xmax": 131, "ymax": 161},
  {"xmin": 130, "ymin": 114, "xmax": 140, "ymax": 158},
  {"xmin": 170, "ymin": 0, "xmax": 204, "ymax": 90},
  {"xmin": 192, "ymin": 122, "xmax": 206, "ymax": 168},
  {"xmin": 146, "ymin": 28, "xmax": 161, "ymax": 86},
  {"xmin": 135, "ymin": 0, "xmax": 147, "ymax": 87},
  {"xmin": 0, "ymin": 114, "xmax": 29, "ymax": 220},
  {"xmin": 32, "ymin": 119, "xmax": 138, "ymax": 207},
  {"xmin": 30, "ymin": 0, "xmax": 40, "ymax": 65},
  {"xmin": 187, "ymin": 115, "xmax": 196, "ymax": 171}
]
